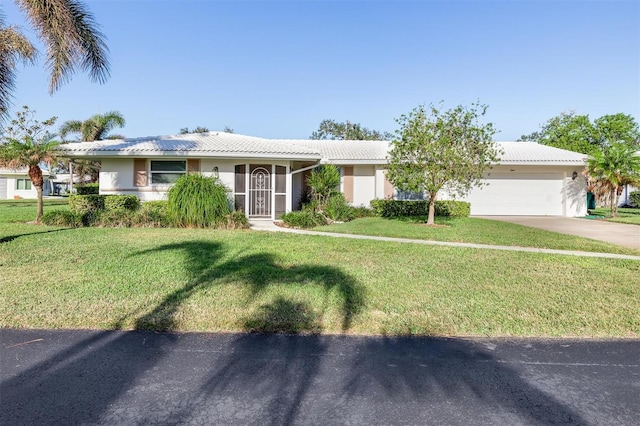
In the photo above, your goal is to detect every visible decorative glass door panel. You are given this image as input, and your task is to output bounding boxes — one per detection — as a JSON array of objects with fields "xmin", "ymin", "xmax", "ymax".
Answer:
[{"xmin": 249, "ymin": 166, "xmax": 272, "ymax": 217}]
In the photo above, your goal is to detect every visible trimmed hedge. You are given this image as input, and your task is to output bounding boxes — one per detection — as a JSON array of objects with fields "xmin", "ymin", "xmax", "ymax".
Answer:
[
  {"xmin": 104, "ymin": 195, "xmax": 140, "ymax": 212},
  {"xmin": 630, "ymin": 191, "xmax": 640, "ymax": 207},
  {"xmin": 69, "ymin": 194, "xmax": 105, "ymax": 215},
  {"xmin": 69, "ymin": 194, "xmax": 140, "ymax": 215},
  {"xmin": 42, "ymin": 210, "xmax": 83, "ymax": 227},
  {"xmin": 370, "ymin": 199, "xmax": 471, "ymax": 218},
  {"xmin": 74, "ymin": 183, "xmax": 99, "ymax": 195}
]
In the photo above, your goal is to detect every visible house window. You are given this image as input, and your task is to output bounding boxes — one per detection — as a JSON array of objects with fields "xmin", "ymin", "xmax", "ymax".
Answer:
[
  {"xmin": 395, "ymin": 189, "xmax": 425, "ymax": 200},
  {"xmin": 150, "ymin": 161, "xmax": 186, "ymax": 184},
  {"xmin": 16, "ymin": 179, "xmax": 32, "ymax": 190}
]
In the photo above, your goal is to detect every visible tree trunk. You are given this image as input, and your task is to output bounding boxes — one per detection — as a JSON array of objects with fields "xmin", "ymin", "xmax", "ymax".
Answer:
[
  {"xmin": 610, "ymin": 188, "xmax": 617, "ymax": 217},
  {"xmin": 427, "ymin": 192, "xmax": 437, "ymax": 225},
  {"xmin": 35, "ymin": 186, "xmax": 43, "ymax": 224},
  {"xmin": 28, "ymin": 165, "xmax": 44, "ymax": 224}
]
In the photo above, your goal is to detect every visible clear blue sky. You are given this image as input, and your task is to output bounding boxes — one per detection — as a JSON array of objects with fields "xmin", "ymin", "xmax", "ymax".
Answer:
[{"xmin": 4, "ymin": 0, "xmax": 639, "ymax": 140}]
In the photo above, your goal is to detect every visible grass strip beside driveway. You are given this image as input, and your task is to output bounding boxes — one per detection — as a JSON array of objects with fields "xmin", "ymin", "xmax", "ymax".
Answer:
[{"xmin": 316, "ymin": 217, "xmax": 640, "ymax": 256}]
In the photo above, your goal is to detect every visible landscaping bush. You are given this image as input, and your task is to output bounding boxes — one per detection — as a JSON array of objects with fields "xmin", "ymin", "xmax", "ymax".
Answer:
[
  {"xmin": 167, "ymin": 174, "xmax": 231, "ymax": 227},
  {"xmin": 41, "ymin": 210, "xmax": 82, "ymax": 227},
  {"xmin": 74, "ymin": 183, "xmax": 99, "ymax": 195},
  {"xmin": 69, "ymin": 194, "xmax": 105, "ymax": 215},
  {"xmin": 132, "ymin": 201, "xmax": 170, "ymax": 227},
  {"xmin": 104, "ymin": 195, "xmax": 140, "ymax": 212},
  {"xmin": 351, "ymin": 206, "xmax": 376, "ymax": 218},
  {"xmin": 370, "ymin": 199, "xmax": 471, "ymax": 218},
  {"xmin": 324, "ymin": 193, "xmax": 354, "ymax": 222},
  {"xmin": 630, "ymin": 191, "xmax": 640, "ymax": 208},
  {"xmin": 434, "ymin": 200, "xmax": 471, "ymax": 218},
  {"xmin": 91, "ymin": 209, "xmax": 135, "ymax": 228},
  {"xmin": 217, "ymin": 210, "xmax": 250, "ymax": 229},
  {"xmin": 370, "ymin": 199, "xmax": 429, "ymax": 217},
  {"xmin": 281, "ymin": 208, "xmax": 327, "ymax": 229}
]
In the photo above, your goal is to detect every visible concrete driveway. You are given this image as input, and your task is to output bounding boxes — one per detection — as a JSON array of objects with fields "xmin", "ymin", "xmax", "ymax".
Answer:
[{"xmin": 476, "ymin": 216, "xmax": 640, "ymax": 250}]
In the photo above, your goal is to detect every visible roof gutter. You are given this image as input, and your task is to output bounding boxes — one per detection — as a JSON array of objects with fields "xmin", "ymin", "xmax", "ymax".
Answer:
[{"xmin": 291, "ymin": 160, "xmax": 322, "ymax": 175}]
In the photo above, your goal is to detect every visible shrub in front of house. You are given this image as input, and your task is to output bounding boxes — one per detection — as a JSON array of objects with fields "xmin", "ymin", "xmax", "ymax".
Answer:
[
  {"xmin": 167, "ymin": 174, "xmax": 231, "ymax": 227},
  {"xmin": 42, "ymin": 210, "xmax": 83, "ymax": 227},
  {"xmin": 132, "ymin": 201, "xmax": 170, "ymax": 227},
  {"xmin": 630, "ymin": 191, "xmax": 640, "ymax": 208},
  {"xmin": 324, "ymin": 193, "xmax": 355, "ymax": 222},
  {"xmin": 370, "ymin": 199, "xmax": 429, "ymax": 217},
  {"xmin": 350, "ymin": 206, "xmax": 376, "ymax": 218},
  {"xmin": 217, "ymin": 210, "xmax": 250, "ymax": 229},
  {"xmin": 370, "ymin": 199, "xmax": 471, "ymax": 218},
  {"xmin": 434, "ymin": 200, "xmax": 471, "ymax": 218},
  {"xmin": 74, "ymin": 183, "xmax": 99, "ymax": 195},
  {"xmin": 281, "ymin": 208, "xmax": 327, "ymax": 229},
  {"xmin": 69, "ymin": 194, "xmax": 105, "ymax": 215},
  {"xmin": 104, "ymin": 195, "xmax": 140, "ymax": 212}
]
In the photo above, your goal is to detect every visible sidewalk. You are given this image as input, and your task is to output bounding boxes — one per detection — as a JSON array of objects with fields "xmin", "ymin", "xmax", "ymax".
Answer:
[{"xmin": 248, "ymin": 220, "xmax": 640, "ymax": 260}]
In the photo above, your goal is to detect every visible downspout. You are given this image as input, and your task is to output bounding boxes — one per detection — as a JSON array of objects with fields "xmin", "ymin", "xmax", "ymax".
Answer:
[{"xmin": 290, "ymin": 160, "xmax": 322, "ymax": 175}]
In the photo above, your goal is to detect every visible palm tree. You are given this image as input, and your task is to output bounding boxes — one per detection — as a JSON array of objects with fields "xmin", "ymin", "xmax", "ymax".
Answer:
[
  {"xmin": 1, "ymin": 0, "xmax": 110, "ymax": 121},
  {"xmin": 586, "ymin": 143, "xmax": 640, "ymax": 217},
  {"xmin": 59, "ymin": 111, "xmax": 125, "ymax": 184},
  {"xmin": 0, "ymin": 134, "xmax": 60, "ymax": 223},
  {"xmin": 59, "ymin": 111, "xmax": 125, "ymax": 141}
]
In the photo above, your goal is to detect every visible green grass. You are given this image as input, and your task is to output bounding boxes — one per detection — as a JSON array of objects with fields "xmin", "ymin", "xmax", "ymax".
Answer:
[
  {"xmin": 316, "ymin": 216, "xmax": 640, "ymax": 255},
  {"xmin": 0, "ymin": 199, "xmax": 69, "ymax": 241},
  {"xmin": 1, "ymin": 200, "xmax": 638, "ymax": 337},
  {"xmin": 590, "ymin": 207, "xmax": 640, "ymax": 225}
]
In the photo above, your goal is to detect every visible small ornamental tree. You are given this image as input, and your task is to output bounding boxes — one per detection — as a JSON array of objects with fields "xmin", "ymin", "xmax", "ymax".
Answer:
[
  {"xmin": 0, "ymin": 106, "xmax": 59, "ymax": 223},
  {"xmin": 387, "ymin": 102, "xmax": 501, "ymax": 225}
]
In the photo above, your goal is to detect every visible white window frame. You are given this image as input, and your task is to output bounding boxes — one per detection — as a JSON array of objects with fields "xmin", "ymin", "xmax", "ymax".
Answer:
[{"xmin": 149, "ymin": 160, "xmax": 187, "ymax": 185}]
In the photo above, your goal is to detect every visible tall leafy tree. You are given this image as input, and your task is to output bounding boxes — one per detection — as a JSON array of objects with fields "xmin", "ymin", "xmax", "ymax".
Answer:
[
  {"xmin": 310, "ymin": 119, "xmax": 392, "ymax": 141},
  {"xmin": 519, "ymin": 112, "xmax": 599, "ymax": 154},
  {"xmin": 593, "ymin": 113, "xmax": 640, "ymax": 151},
  {"xmin": 519, "ymin": 112, "xmax": 639, "ymax": 154},
  {"xmin": 387, "ymin": 102, "xmax": 500, "ymax": 225},
  {"xmin": 586, "ymin": 143, "xmax": 640, "ymax": 217},
  {"xmin": 0, "ymin": 0, "xmax": 110, "ymax": 121},
  {"xmin": 0, "ymin": 106, "xmax": 59, "ymax": 223}
]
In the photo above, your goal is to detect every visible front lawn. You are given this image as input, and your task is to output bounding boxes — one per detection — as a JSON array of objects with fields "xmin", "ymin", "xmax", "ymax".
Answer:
[
  {"xmin": 1, "ymin": 225, "xmax": 638, "ymax": 337},
  {"xmin": 590, "ymin": 207, "xmax": 640, "ymax": 225},
  {"xmin": 1, "ymin": 199, "xmax": 638, "ymax": 337},
  {"xmin": 317, "ymin": 216, "xmax": 640, "ymax": 255}
]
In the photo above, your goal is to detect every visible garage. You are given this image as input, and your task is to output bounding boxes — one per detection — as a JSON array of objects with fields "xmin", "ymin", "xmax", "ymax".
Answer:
[{"xmin": 466, "ymin": 171, "xmax": 566, "ymax": 216}]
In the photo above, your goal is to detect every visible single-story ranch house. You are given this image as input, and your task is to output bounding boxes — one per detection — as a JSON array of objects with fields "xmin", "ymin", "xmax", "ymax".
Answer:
[
  {"xmin": 58, "ymin": 132, "xmax": 588, "ymax": 219},
  {"xmin": 0, "ymin": 168, "xmax": 52, "ymax": 199}
]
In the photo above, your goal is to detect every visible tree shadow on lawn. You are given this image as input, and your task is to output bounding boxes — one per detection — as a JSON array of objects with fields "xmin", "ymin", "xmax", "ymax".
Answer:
[
  {"xmin": 127, "ymin": 240, "xmax": 365, "ymax": 332},
  {"xmin": 0, "ymin": 227, "xmax": 73, "ymax": 244},
  {"xmin": 0, "ymin": 240, "xmax": 590, "ymax": 424}
]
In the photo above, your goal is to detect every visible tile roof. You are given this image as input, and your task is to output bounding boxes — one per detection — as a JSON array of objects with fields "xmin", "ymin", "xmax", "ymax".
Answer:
[
  {"xmin": 496, "ymin": 142, "xmax": 587, "ymax": 164},
  {"xmin": 59, "ymin": 132, "xmax": 587, "ymax": 165}
]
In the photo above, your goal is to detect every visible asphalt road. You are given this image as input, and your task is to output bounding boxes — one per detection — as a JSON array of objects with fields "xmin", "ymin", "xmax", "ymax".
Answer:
[{"xmin": 1, "ymin": 329, "xmax": 638, "ymax": 425}]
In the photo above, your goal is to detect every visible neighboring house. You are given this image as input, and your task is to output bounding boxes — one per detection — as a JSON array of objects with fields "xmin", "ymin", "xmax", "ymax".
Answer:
[
  {"xmin": 0, "ymin": 168, "xmax": 51, "ymax": 200},
  {"xmin": 619, "ymin": 151, "xmax": 640, "ymax": 207},
  {"xmin": 58, "ymin": 132, "xmax": 588, "ymax": 218}
]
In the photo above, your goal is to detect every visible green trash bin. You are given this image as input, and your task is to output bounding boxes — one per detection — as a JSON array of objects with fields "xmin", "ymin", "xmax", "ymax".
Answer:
[{"xmin": 587, "ymin": 192, "xmax": 596, "ymax": 210}]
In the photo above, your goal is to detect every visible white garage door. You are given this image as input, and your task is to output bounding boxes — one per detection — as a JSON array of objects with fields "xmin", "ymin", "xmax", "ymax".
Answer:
[{"xmin": 466, "ymin": 173, "xmax": 565, "ymax": 216}]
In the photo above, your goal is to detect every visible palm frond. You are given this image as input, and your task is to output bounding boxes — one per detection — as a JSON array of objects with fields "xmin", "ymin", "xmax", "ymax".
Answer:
[
  {"xmin": 0, "ymin": 18, "xmax": 37, "ymax": 120},
  {"xmin": 16, "ymin": 0, "xmax": 110, "ymax": 93}
]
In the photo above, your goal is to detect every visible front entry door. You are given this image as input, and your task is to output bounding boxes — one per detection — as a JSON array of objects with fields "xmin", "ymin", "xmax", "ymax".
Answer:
[{"xmin": 249, "ymin": 166, "xmax": 272, "ymax": 217}]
